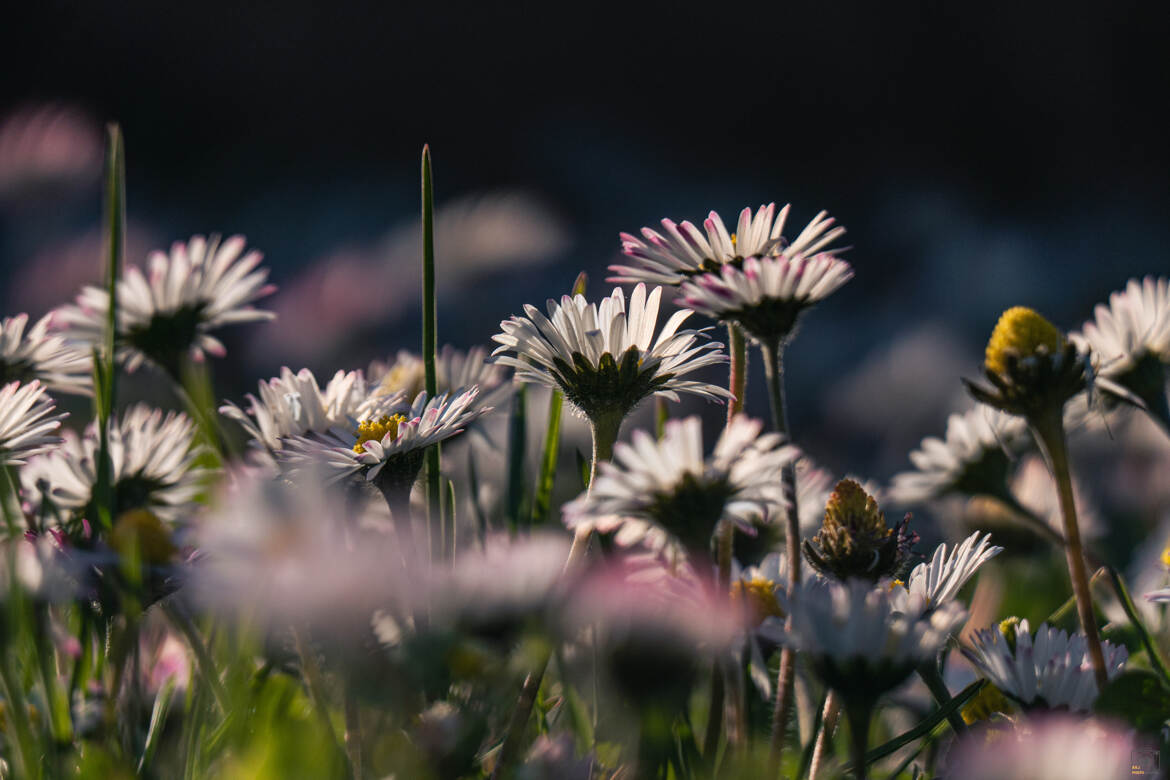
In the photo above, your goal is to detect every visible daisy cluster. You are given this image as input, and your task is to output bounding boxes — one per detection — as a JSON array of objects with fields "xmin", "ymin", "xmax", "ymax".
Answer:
[{"xmin": 2, "ymin": 147, "xmax": 1169, "ymax": 780}]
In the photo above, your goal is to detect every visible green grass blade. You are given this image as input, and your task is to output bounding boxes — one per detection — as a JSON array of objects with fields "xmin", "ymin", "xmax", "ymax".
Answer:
[
  {"xmin": 138, "ymin": 678, "xmax": 177, "ymax": 773},
  {"xmin": 1107, "ymin": 566, "xmax": 1170, "ymax": 686},
  {"xmin": 94, "ymin": 124, "xmax": 125, "ymax": 533},
  {"xmin": 421, "ymin": 145, "xmax": 442, "ymax": 560},
  {"xmin": 848, "ymin": 680, "xmax": 985, "ymax": 772}
]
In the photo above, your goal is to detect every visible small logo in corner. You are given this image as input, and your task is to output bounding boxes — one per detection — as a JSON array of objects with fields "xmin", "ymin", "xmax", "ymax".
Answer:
[{"xmin": 1131, "ymin": 747, "xmax": 1159, "ymax": 776}]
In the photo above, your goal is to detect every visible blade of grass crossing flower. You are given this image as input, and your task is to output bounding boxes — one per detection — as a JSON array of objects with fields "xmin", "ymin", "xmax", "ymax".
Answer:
[
  {"xmin": 138, "ymin": 678, "xmax": 177, "ymax": 774},
  {"xmin": 94, "ymin": 124, "xmax": 125, "ymax": 534},
  {"xmin": 1107, "ymin": 566, "xmax": 1170, "ymax": 686},
  {"xmin": 421, "ymin": 146, "xmax": 442, "ymax": 561},
  {"xmin": 531, "ymin": 390, "xmax": 563, "ymax": 526},
  {"xmin": 35, "ymin": 603, "xmax": 73, "ymax": 745},
  {"xmin": 847, "ymin": 680, "xmax": 985, "ymax": 772},
  {"xmin": 507, "ymin": 384, "xmax": 528, "ymax": 529},
  {"xmin": 178, "ymin": 358, "xmax": 232, "ymax": 467}
]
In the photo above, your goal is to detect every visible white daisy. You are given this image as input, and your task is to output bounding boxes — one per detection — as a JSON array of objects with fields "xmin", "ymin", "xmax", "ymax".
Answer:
[
  {"xmin": 490, "ymin": 283, "xmax": 729, "ymax": 422},
  {"xmin": 0, "ymin": 313, "xmax": 91, "ymax": 395},
  {"xmin": 902, "ymin": 531, "xmax": 1002, "ymax": 610},
  {"xmin": 0, "ymin": 380, "xmax": 65, "ymax": 466},
  {"xmin": 1072, "ymin": 276, "xmax": 1170, "ymax": 427},
  {"xmin": 219, "ymin": 367, "xmax": 399, "ymax": 453},
  {"xmin": 1073, "ymin": 276, "xmax": 1170, "ymax": 379},
  {"xmin": 563, "ymin": 415, "xmax": 797, "ymax": 558},
  {"xmin": 947, "ymin": 714, "xmax": 1134, "ymax": 780},
  {"xmin": 679, "ymin": 253, "xmax": 854, "ymax": 345},
  {"xmin": 962, "ymin": 619, "xmax": 1127, "ymax": 712},
  {"xmin": 282, "ymin": 387, "xmax": 488, "ymax": 491},
  {"xmin": 55, "ymin": 235, "xmax": 276, "ymax": 377},
  {"xmin": 21, "ymin": 404, "xmax": 208, "ymax": 525},
  {"xmin": 370, "ymin": 344, "xmax": 514, "ymax": 413},
  {"xmin": 611, "ymin": 203, "xmax": 845, "ymax": 287},
  {"xmin": 888, "ymin": 406, "xmax": 1029, "ymax": 507},
  {"xmin": 768, "ymin": 577, "xmax": 967, "ymax": 700}
]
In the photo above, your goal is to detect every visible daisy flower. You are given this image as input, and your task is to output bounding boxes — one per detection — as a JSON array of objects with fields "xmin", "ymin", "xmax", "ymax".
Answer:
[
  {"xmin": 562, "ymin": 415, "xmax": 797, "ymax": 560},
  {"xmin": 370, "ymin": 344, "xmax": 514, "ymax": 415},
  {"xmin": 962, "ymin": 618, "xmax": 1127, "ymax": 712},
  {"xmin": 679, "ymin": 253, "xmax": 854, "ymax": 346},
  {"xmin": 0, "ymin": 380, "xmax": 65, "ymax": 466},
  {"xmin": 1072, "ymin": 275, "xmax": 1170, "ymax": 431},
  {"xmin": 282, "ymin": 387, "xmax": 488, "ymax": 497},
  {"xmin": 21, "ymin": 404, "xmax": 208, "ymax": 527},
  {"xmin": 55, "ymin": 235, "xmax": 276, "ymax": 377},
  {"xmin": 0, "ymin": 313, "xmax": 91, "ymax": 395},
  {"xmin": 220, "ymin": 367, "xmax": 399, "ymax": 453},
  {"xmin": 611, "ymin": 203, "xmax": 845, "ymax": 287},
  {"xmin": 490, "ymin": 283, "xmax": 729, "ymax": 426},
  {"xmin": 947, "ymin": 714, "xmax": 1135, "ymax": 780},
  {"xmin": 768, "ymin": 577, "xmax": 967, "ymax": 706},
  {"xmin": 901, "ymin": 531, "xmax": 1002, "ymax": 610},
  {"xmin": 888, "ymin": 406, "xmax": 1029, "ymax": 507}
]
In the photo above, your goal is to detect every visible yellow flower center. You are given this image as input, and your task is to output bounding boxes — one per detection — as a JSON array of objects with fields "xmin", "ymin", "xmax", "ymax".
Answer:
[
  {"xmin": 824, "ymin": 479, "xmax": 888, "ymax": 537},
  {"xmin": 731, "ymin": 576, "xmax": 784, "ymax": 624},
  {"xmin": 1160, "ymin": 541, "xmax": 1170, "ymax": 569},
  {"xmin": 998, "ymin": 616, "xmax": 1022, "ymax": 651},
  {"xmin": 730, "ymin": 233, "xmax": 737, "ymax": 248},
  {"xmin": 984, "ymin": 306, "xmax": 1065, "ymax": 377},
  {"xmin": 376, "ymin": 360, "xmax": 425, "ymax": 398},
  {"xmin": 353, "ymin": 414, "xmax": 407, "ymax": 453}
]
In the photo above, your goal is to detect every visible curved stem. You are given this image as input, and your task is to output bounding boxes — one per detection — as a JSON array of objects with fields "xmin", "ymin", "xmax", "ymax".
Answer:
[
  {"xmin": 1029, "ymin": 408, "xmax": 1108, "ymax": 687},
  {"xmin": 726, "ymin": 323, "xmax": 748, "ymax": 423},
  {"xmin": 759, "ymin": 339, "xmax": 790, "ymax": 436},
  {"xmin": 491, "ymin": 411, "xmax": 623, "ymax": 779}
]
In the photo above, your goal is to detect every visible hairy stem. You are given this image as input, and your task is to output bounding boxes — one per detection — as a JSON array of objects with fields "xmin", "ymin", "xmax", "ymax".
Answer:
[
  {"xmin": 1030, "ymin": 408, "xmax": 1108, "ymax": 687},
  {"xmin": 809, "ymin": 692, "xmax": 841, "ymax": 780},
  {"xmin": 726, "ymin": 323, "xmax": 747, "ymax": 423}
]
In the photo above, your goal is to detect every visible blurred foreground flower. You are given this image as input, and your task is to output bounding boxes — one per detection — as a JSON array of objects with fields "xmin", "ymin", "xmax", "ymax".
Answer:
[
  {"xmin": 946, "ymin": 714, "xmax": 1134, "ymax": 780},
  {"xmin": 0, "ymin": 103, "xmax": 101, "ymax": 200},
  {"xmin": 962, "ymin": 618, "xmax": 1127, "ymax": 712},
  {"xmin": 57, "ymin": 235, "xmax": 276, "ymax": 378},
  {"xmin": 0, "ymin": 380, "xmax": 64, "ymax": 466},
  {"xmin": 0, "ymin": 313, "xmax": 91, "ymax": 395},
  {"xmin": 563, "ymin": 415, "xmax": 795, "ymax": 564},
  {"xmin": 191, "ymin": 467, "xmax": 400, "ymax": 630},
  {"xmin": 612, "ymin": 203, "xmax": 844, "ymax": 286}
]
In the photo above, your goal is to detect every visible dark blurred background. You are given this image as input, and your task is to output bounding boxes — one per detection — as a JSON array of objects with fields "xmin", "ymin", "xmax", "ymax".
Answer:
[{"xmin": 3, "ymin": 0, "xmax": 1169, "ymax": 482}]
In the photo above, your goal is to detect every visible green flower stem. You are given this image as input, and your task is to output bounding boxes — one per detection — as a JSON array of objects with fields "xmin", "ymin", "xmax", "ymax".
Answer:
[
  {"xmin": 0, "ymin": 650, "xmax": 40, "ymax": 780},
  {"xmin": 1106, "ymin": 566, "xmax": 1170, "ymax": 687},
  {"xmin": 808, "ymin": 691, "xmax": 841, "ymax": 780},
  {"xmin": 843, "ymin": 699, "xmax": 874, "ymax": 780},
  {"xmin": 1, "ymin": 466, "xmax": 23, "ymax": 534},
  {"xmin": 34, "ymin": 605, "xmax": 73, "ymax": 747},
  {"xmin": 491, "ymin": 410, "xmax": 624, "ymax": 779},
  {"xmin": 344, "ymin": 679, "xmax": 363, "ymax": 780},
  {"xmin": 726, "ymin": 323, "xmax": 747, "ymax": 423},
  {"xmin": 1029, "ymin": 407, "xmax": 1108, "ymax": 687},
  {"xmin": 916, "ymin": 660, "xmax": 966, "ymax": 735},
  {"xmin": 531, "ymin": 390, "xmax": 565, "ymax": 525},
  {"xmin": 162, "ymin": 601, "xmax": 228, "ymax": 714},
  {"xmin": 292, "ymin": 625, "xmax": 348, "ymax": 770},
  {"xmin": 761, "ymin": 339, "xmax": 803, "ymax": 769},
  {"xmin": 704, "ymin": 521, "xmax": 742, "ymax": 752}
]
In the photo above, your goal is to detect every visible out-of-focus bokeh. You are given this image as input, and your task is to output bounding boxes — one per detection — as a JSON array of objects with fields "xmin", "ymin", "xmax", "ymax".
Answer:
[{"xmin": 2, "ymin": 0, "xmax": 1168, "ymax": 487}]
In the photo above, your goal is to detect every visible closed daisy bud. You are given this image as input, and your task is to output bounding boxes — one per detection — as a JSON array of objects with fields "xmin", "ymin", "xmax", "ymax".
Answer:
[
  {"xmin": 965, "ymin": 306, "xmax": 1089, "ymax": 421},
  {"xmin": 802, "ymin": 479, "xmax": 918, "ymax": 582}
]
